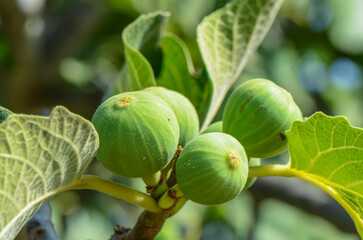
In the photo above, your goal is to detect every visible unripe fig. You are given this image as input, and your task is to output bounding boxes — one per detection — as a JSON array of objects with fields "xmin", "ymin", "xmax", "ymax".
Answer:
[
  {"xmin": 144, "ymin": 87, "xmax": 199, "ymax": 147},
  {"xmin": 176, "ymin": 133, "xmax": 248, "ymax": 205},
  {"xmin": 92, "ymin": 91, "xmax": 179, "ymax": 178},
  {"xmin": 223, "ymin": 78, "xmax": 303, "ymax": 158},
  {"xmin": 201, "ymin": 121, "xmax": 222, "ymax": 134}
]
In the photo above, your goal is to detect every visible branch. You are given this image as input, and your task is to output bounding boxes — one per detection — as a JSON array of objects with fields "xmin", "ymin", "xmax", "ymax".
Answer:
[{"xmin": 110, "ymin": 209, "xmax": 174, "ymax": 240}]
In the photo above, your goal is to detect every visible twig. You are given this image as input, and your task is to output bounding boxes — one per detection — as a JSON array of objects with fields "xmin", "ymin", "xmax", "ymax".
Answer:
[{"xmin": 109, "ymin": 208, "xmax": 174, "ymax": 240}]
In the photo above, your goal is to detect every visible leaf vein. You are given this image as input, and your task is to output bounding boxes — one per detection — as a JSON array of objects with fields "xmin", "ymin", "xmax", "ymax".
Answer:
[{"xmin": 0, "ymin": 154, "xmax": 47, "ymax": 193}]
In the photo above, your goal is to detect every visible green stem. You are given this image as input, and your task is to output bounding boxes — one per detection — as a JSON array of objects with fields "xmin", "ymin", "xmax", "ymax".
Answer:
[
  {"xmin": 248, "ymin": 164, "xmax": 294, "ymax": 178},
  {"xmin": 158, "ymin": 184, "xmax": 184, "ymax": 209},
  {"xmin": 151, "ymin": 182, "xmax": 169, "ymax": 199},
  {"xmin": 64, "ymin": 175, "xmax": 162, "ymax": 213},
  {"xmin": 142, "ymin": 171, "xmax": 162, "ymax": 188}
]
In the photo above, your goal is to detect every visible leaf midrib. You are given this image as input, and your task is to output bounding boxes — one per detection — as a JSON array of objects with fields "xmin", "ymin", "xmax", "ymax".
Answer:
[
  {"xmin": 288, "ymin": 168, "xmax": 363, "ymax": 230},
  {"xmin": 0, "ymin": 153, "xmax": 47, "ymax": 192}
]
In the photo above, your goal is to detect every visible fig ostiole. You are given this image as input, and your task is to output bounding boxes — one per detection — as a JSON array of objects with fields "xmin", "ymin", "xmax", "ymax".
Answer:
[
  {"xmin": 144, "ymin": 87, "xmax": 199, "ymax": 147},
  {"xmin": 92, "ymin": 91, "xmax": 180, "ymax": 178},
  {"xmin": 176, "ymin": 132, "xmax": 248, "ymax": 205},
  {"xmin": 201, "ymin": 121, "xmax": 222, "ymax": 134},
  {"xmin": 223, "ymin": 78, "xmax": 303, "ymax": 158}
]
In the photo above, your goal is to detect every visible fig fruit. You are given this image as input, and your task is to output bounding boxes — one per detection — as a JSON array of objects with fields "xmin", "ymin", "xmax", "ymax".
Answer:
[
  {"xmin": 144, "ymin": 87, "xmax": 199, "ymax": 147},
  {"xmin": 201, "ymin": 121, "xmax": 222, "ymax": 134},
  {"xmin": 92, "ymin": 91, "xmax": 179, "ymax": 178},
  {"xmin": 176, "ymin": 132, "xmax": 248, "ymax": 205},
  {"xmin": 223, "ymin": 78, "xmax": 302, "ymax": 158}
]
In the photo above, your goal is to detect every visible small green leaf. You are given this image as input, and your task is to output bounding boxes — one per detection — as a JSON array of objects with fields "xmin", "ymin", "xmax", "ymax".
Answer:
[
  {"xmin": 197, "ymin": 0, "xmax": 284, "ymax": 130},
  {"xmin": 0, "ymin": 107, "xmax": 12, "ymax": 124},
  {"xmin": 156, "ymin": 33, "xmax": 211, "ymax": 123},
  {"xmin": 0, "ymin": 106, "xmax": 99, "ymax": 239},
  {"xmin": 286, "ymin": 112, "xmax": 363, "ymax": 236},
  {"xmin": 114, "ymin": 11, "xmax": 170, "ymax": 94}
]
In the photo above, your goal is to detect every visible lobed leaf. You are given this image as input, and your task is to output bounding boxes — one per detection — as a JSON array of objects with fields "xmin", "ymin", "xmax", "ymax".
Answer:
[
  {"xmin": 286, "ymin": 112, "xmax": 363, "ymax": 236},
  {"xmin": 113, "ymin": 11, "xmax": 170, "ymax": 94},
  {"xmin": 197, "ymin": 0, "xmax": 284, "ymax": 130},
  {"xmin": 156, "ymin": 33, "xmax": 211, "ymax": 124},
  {"xmin": 0, "ymin": 106, "xmax": 99, "ymax": 239}
]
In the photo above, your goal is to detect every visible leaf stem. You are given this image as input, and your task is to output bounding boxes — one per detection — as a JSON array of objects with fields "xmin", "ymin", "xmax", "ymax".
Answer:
[
  {"xmin": 65, "ymin": 175, "xmax": 162, "ymax": 213},
  {"xmin": 248, "ymin": 164, "xmax": 294, "ymax": 178},
  {"xmin": 142, "ymin": 171, "xmax": 162, "ymax": 188}
]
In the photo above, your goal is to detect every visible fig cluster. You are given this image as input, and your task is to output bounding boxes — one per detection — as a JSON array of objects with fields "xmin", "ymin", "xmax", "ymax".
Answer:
[
  {"xmin": 92, "ymin": 87, "xmax": 199, "ymax": 178},
  {"xmin": 92, "ymin": 79, "xmax": 302, "ymax": 206}
]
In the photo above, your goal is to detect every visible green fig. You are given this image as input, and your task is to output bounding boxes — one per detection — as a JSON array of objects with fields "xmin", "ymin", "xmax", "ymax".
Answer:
[
  {"xmin": 176, "ymin": 133, "xmax": 248, "ymax": 205},
  {"xmin": 223, "ymin": 78, "xmax": 303, "ymax": 158},
  {"xmin": 201, "ymin": 121, "xmax": 222, "ymax": 134},
  {"xmin": 92, "ymin": 91, "xmax": 180, "ymax": 178},
  {"xmin": 144, "ymin": 87, "xmax": 199, "ymax": 147}
]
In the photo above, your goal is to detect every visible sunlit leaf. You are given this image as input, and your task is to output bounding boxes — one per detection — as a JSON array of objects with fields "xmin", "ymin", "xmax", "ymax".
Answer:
[
  {"xmin": 286, "ymin": 112, "xmax": 363, "ymax": 237},
  {"xmin": 197, "ymin": 0, "xmax": 284, "ymax": 130},
  {"xmin": 0, "ymin": 106, "xmax": 99, "ymax": 239}
]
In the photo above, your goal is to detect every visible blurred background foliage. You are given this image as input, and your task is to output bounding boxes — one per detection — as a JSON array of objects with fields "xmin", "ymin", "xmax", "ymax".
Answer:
[{"xmin": 0, "ymin": 0, "xmax": 362, "ymax": 239}]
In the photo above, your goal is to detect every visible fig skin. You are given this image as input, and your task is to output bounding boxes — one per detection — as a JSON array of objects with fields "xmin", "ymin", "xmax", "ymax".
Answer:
[
  {"xmin": 223, "ymin": 78, "xmax": 303, "ymax": 158},
  {"xmin": 92, "ymin": 91, "xmax": 180, "ymax": 178},
  {"xmin": 176, "ymin": 132, "xmax": 248, "ymax": 205},
  {"xmin": 144, "ymin": 87, "xmax": 199, "ymax": 147},
  {"xmin": 201, "ymin": 121, "xmax": 222, "ymax": 134}
]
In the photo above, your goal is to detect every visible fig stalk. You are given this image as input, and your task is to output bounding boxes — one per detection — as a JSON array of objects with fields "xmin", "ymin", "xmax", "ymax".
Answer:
[
  {"xmin": 65, "ymin": 175, "xmax": 162, "ymax": 213},
  {"xmin": 142, "ymin": 171, "xmax": 163, "ymax": 188},
  {"xmin": 248, "ymin": 164, "xmax": 294, "ymax": 178}
]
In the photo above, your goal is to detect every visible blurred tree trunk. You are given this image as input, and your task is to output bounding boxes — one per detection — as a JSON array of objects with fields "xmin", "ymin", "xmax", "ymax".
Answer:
[
  {"xmin": 0, "ymin": 0, "xmax": 42, "ymax": 113},
  {"xmin": 0, "ymin": 0, "xmax": 106, "ymax": 115}
]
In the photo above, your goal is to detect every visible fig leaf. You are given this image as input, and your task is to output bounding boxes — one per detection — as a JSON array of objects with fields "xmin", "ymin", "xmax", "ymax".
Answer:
[
  {"xmin": 0, "ymin": 106, "xmax": 99, "ymax": 239},
  {"xmin": 197, "ymin": 0, "xmax": 284, "ymax": 130},
  {"xmin": 112, "ymin": 11, "xmax": 170, "ymax": 94},
  {"xmin": 156, "ymin": 33, "xmax": 211, "ymax": 123},
  {"xmin": 286, "ymin": 112, "xmax": 363, "ymax": 237}
]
